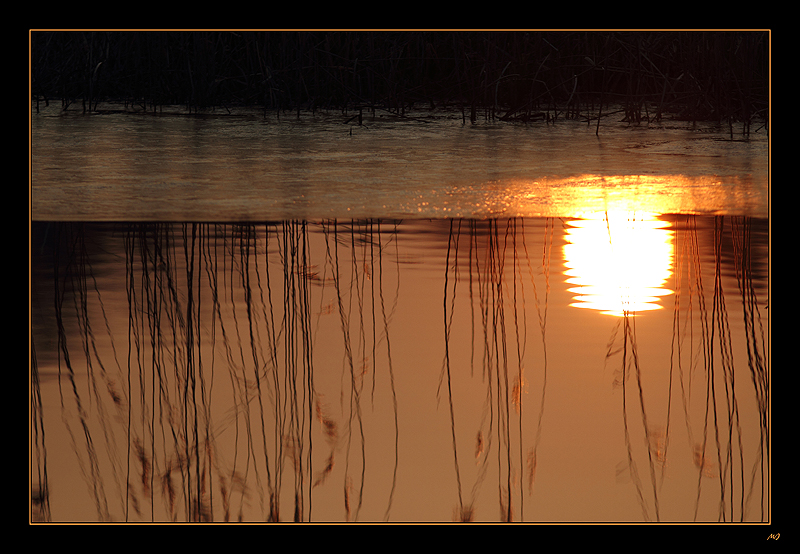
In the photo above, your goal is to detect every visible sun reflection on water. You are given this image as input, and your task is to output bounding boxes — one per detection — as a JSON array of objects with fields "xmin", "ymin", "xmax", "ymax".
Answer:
[{"xmin": 563, "ymin": 211, "xmax": 674, "ymax": 316}]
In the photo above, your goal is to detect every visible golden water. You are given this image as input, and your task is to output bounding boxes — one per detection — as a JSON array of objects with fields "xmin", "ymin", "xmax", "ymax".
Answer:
[{"xmin": 30, "ymin": 105, "xmax": 769, "ymax": 523}]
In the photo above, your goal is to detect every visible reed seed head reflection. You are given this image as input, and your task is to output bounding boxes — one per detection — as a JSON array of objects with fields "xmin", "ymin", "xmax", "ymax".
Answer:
[{"xmin": 563, "ymin": 211, "xmax": 674, "ymax": 316}]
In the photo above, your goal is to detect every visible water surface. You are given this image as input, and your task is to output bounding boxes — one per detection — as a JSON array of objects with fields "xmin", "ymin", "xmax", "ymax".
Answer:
[
  {"xmin": 31, "ymin": 105, "xmax": 768, "ymax": 221},
  {"xmin": 30, "ymin": 104, "xmax": 769, "ymax": 523}
]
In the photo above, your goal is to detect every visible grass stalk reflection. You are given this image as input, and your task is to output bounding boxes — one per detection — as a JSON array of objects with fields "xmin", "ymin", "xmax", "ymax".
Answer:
[
  {"xmin": 36, "ymin": 221, "xmax": 402, "ymax": 522},
  {"xmin": 608, "ymin": 214, "xmax": 769, "ymax": 522},
  {"xmin": 30, "ymin": 216, "xmax": 766, "ymax": 522},
  {"xmin": 441, "ymin": 218, "xmax": 551, "ymax": 522}
]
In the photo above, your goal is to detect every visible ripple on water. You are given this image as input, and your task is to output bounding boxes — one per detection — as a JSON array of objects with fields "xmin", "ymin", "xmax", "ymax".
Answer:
[{"xmin": 31, "ymin": 107, "xmax": 768, "ymax": 221}]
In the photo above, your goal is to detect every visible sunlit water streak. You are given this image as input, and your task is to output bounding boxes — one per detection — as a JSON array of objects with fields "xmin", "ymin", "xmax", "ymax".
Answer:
[
  {"xmin": 563, "ymin": 211, "xmax": 674, "ymax": 316},
  {"xmin": 30, "ymin": 106, "xmax": 768, "ymax": 221}
]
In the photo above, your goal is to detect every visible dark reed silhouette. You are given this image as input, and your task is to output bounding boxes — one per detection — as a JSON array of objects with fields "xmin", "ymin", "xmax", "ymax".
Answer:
[{"xmin": 31, "ymin": 31, "xmax": 768, "ymax": 135}]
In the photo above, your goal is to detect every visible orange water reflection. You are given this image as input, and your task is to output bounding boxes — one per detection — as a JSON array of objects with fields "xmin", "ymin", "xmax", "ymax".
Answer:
[
  {"xmin": 507, "ymin": 173, "xmax": 767, "ymax": 219},
  {"xmin": 30, "ymin": 217, "xmax": 768, "ymax": 522},
  {"xmin": 563, "ymin": 210, "xmax": 674, "ymax": 316}
]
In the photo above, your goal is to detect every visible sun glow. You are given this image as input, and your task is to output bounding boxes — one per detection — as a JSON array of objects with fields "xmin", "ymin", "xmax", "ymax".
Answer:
[{"xmin": 563, "ymin": 211, "xmax": 674, "ymax": 317}]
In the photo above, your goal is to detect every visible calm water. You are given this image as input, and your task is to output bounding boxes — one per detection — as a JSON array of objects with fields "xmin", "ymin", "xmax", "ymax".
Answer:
[{"xmin": 30, "ymin": 104, "xmax": 769, "ymax": 523}]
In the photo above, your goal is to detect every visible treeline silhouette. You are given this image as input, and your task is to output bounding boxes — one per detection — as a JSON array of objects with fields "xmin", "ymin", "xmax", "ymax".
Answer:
[{"xmin": 31, "ymin": 30, "xmax": 768, "ymax": 127}]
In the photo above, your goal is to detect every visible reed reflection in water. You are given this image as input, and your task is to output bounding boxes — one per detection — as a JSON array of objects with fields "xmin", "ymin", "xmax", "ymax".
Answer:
[
  {"xmin": 31, "ymin": 220, "xmax": 404, "ymax": 522},
  {"xmin": 594, "ymin": 215, "xmax": 768, "ymax": 523},
  {"xmin": 29, "ymin": 215, "xmax": 768, "ymax": 522},
  {"xmin": 440, "ymin": 218, "xmax": 553, "ymax": 522}
]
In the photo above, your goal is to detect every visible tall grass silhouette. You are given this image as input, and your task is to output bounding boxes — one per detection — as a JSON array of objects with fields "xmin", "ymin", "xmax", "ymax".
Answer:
[{"xmin": 32, "ymin": 31, "xmax": 768, "ymax": 134}]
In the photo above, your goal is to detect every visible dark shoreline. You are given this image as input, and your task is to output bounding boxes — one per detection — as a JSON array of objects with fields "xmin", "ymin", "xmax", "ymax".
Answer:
[{"xmin": 31, "ymin": 30, "xmax": 769, "ymax": 131}]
